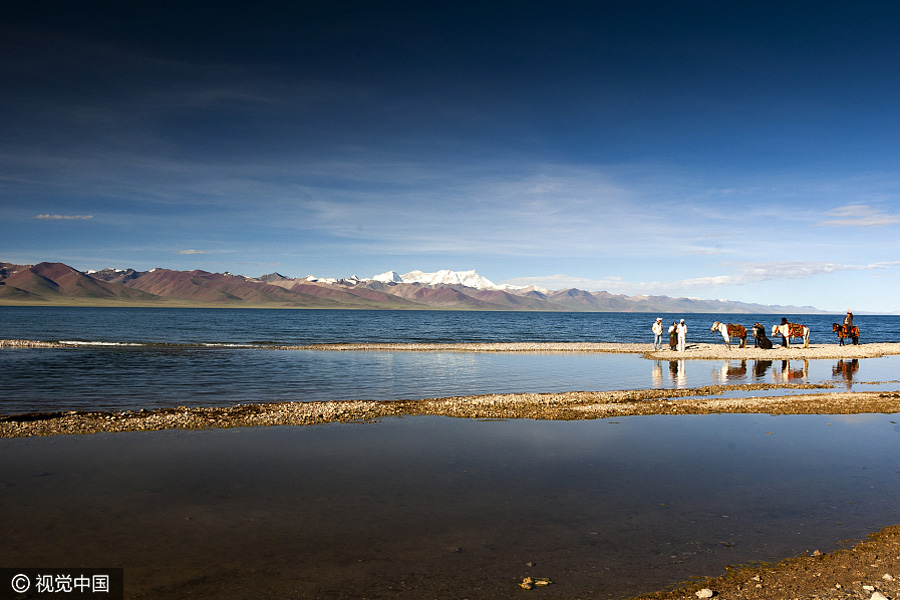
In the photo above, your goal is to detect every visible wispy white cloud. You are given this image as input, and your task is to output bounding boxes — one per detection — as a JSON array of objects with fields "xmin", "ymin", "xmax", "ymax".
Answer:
[
  {"xmin": 504, "ymin": 273, "xmax": 629, "ymax": 290},
  {"xmin": 177, "ymin": 249, "xmax": 211, "ymax": 255},
  {"xmin": 673, "ymin": 261, "xmax": 896, "ymax": 287},
  {"xmin": 508, "ymin": 260, "xmax": 900, "ymax": 293},
  {"xmin": 817, "ymin": 204, "xmax": 900, "ymax": 227},
  {"xmin": 35, "ymin": 214, "xmax": 93, "ymax": 220}
]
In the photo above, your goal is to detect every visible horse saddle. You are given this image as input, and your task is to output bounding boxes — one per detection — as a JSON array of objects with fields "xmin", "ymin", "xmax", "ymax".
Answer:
[
  {"xmin": 788, "ymin": 323, "xmax": 804, "ymax": 337},
  {"xmin": 727, "ymin": 324, "xmax": 746, "ymax": 337}
]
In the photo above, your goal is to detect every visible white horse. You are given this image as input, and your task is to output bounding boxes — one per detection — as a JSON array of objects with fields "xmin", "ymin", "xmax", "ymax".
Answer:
[
  {"xmin": 710, "ymin": 321, "xmax": 747, "ymax": 348},
  {"xmin": 771, "ymin": 322, "xmax": 810, "ymax": 348}
]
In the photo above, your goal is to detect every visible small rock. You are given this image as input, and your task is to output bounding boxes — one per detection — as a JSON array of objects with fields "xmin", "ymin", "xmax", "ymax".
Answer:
[
  {"xmin": 870, "ymin": 592, "xmax": 888, "ymax": 600},
  {"xmin": 696, "ymin": 589, "xmax": 714, "ymax": 599},
  {"xmin": 884, "ymin": 574, "xmax": 895, "ymax": 582},
  {"xmin": 812, "ymin": 549, "xmax": 822, "ymax": 556},
  {"xmin": 864, "ymin": 585, "xmax": 875, "ymax": 591}
]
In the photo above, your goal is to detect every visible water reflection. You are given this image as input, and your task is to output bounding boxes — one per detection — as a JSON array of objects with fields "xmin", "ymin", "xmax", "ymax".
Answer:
[
  {"xmin": 708, "ymin": 359, "xmax": 808, "ymax": 384},
  {"xmin": 2, "ymin": 348, "xmax": 897, "ymax": 415},
  {"xmin": 652, "ymin": 359, "xmax": 687, "ymax": 388},
  {"xmin": 833, "ymin": 359, "xmax": 860, "ymax": 390},
  {"xmin": 652, "ymin": 357, "xmax": 873, "ymax": 389}
]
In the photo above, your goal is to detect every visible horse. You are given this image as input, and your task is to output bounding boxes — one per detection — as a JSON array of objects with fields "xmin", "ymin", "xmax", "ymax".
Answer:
[
  {"xmin": 751, "ymin": 323, "xmax": 772, "ymax": 349},
  {"xmin": 711, "ymin": 322, "xmax": 747, "ymax": 348},
  {"xmin": 832, "ymin": 323, "xmax": 860, "ymax": 346},
  {"xmin": 771, "ymin": 322, "xmax": 810, "ymax": 348}
]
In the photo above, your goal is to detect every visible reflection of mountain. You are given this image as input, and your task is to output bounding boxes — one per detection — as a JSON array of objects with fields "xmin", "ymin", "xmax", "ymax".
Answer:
[{"xmin": 1, "ymin": 262, "xmax": 828, "ymax": 313}]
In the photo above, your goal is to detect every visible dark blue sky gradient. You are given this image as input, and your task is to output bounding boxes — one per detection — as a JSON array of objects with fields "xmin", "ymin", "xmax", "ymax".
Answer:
[{"xmin": 2, "ymin": 1, "xmax": 900, "ymax": 310}]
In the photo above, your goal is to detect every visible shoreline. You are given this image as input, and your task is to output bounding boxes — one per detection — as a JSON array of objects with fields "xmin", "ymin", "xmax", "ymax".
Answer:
[
  {"xmin": 630, "ymin": 524, "xmax": 900, "ymax": 600},
  {"xmin": 5, "ymin": 338, "xmax": 900, "ymax": 359},
  {"xmin": 3, "ymin": 383, "xmax": 899, "ymax": 438}
]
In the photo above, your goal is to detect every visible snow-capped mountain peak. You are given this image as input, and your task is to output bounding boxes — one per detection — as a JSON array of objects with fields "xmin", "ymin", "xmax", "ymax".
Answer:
[
  {"xmin": 369, "ymin": 269, "xmax": 522, "ymax": 291},
  {"xmin": 372, "ymin": 270, "xmax": 403, "ymax": 284},
  {"xmin": 404, "ymin": 269, "xmax": 495, "ymax": 289}
]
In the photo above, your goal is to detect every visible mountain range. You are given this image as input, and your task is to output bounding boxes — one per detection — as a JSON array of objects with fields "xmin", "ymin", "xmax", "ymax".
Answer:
[{"xmin": 0, "ymin": 262, "xmax": 828, "ymax": 313}]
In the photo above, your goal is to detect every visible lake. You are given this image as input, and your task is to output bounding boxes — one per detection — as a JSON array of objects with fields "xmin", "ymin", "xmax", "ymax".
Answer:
[
  {"xmin": 2, "ymin": 307, "xmax": 900, "ymax": 599},
  {"xmin": 2, "ymin": 307, "xmax": 899, "ymax": 414}
]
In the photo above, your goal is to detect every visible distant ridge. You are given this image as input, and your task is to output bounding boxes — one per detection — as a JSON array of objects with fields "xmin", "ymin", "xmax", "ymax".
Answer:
[{"xmin": 0, "ymin": 262, "xmax": 831, "ymax": 313}]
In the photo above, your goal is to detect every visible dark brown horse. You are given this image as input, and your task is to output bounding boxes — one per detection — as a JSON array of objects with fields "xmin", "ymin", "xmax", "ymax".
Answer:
[
  {"xmin": 751, "ymin": 323, "xmax": 772, "ymax": 349},
  {"xmin": 832, "ymin": 323, "xmax": 860, "ymax": 346}
]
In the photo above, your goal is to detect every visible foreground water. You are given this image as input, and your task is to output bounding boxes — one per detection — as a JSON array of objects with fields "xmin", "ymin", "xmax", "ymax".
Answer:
[{"xmin": 3, "ymin": 414, "xmax": 899, "ymax": 599}]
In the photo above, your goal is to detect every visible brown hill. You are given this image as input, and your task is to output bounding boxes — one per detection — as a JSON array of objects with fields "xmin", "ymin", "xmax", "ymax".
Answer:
[
  {"xmin": 119, "ymin": 269, "xmax": 347, "ymax": 307},
  {"xmin": 448, "ymin": 286, "xmax": 565, "ymax": 311},
  {"xmin": 374, "ymin": 283, "xmax": 501, "ymax": 309},
  {"xmin": 284, "ymin": 282, "xmax": 422, "ymax": 307},
  {"xmin": 0, "ymin": 262, "xmax": 159, "ymax": 303},
  {"xmin": 0, "ymin": 262, "xmax": 829, "ymax": 313}
]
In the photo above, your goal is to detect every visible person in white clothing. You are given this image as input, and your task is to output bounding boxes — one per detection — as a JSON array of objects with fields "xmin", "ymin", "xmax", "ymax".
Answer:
[
  {"xmin": 677, "ymin": 319, "xmax": 687, "ymax": 352},
  {"xmin": 652, "ymin": 317, "xmax": 663, "ymax": 350}
]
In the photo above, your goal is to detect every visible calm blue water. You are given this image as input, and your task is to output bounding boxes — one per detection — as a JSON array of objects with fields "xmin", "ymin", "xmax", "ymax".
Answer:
[
  {"xmin": 2, "ymin": 307, "xmax": 899, "ymax": 414},
  {"xmin": 3, "ymin": 306, "xmax": 898, "ymax": 345}
]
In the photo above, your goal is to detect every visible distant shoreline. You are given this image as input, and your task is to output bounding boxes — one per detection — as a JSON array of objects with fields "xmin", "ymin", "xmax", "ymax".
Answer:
[{"xmin": 6, "ymin": 338, "xmax": 900, "ymax": 360}]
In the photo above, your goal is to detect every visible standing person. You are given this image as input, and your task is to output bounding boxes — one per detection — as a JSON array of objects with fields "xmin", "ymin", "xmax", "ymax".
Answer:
[
  {"xmin": 779, "ymin": 317, "xmax": 789, "ymax": 347},
  {"xmin": 668, "ymin": 321, "xmax": 678, "ymax": 350},
  {"xmin": 677, "ymin": 318, "xmax": 687, "ymax": 352},
  {"xmin": 652, "ymin": 317, "xmax": 664, "ymax": 351}
]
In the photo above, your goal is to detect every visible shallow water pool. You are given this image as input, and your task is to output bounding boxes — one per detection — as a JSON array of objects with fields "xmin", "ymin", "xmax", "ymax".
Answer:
[{"xmin": 2, "ymin": 413, "xmax": 899, "ymax": 598}]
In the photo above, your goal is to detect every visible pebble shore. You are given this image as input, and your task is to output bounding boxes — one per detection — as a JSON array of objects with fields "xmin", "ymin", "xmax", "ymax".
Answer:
[{"xmin": 3, "ymin": 384, "xmax": 900, "ymax": 438}]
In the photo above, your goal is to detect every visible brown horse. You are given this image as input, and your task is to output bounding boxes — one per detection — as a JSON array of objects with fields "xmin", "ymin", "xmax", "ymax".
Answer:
[
  {"xmin": 771, "ymin": 322, "xmax": 810, "ymax": 348},
  {"xmin": 832, "ymin": 323, "xmax": 860, "ymax": 346}
]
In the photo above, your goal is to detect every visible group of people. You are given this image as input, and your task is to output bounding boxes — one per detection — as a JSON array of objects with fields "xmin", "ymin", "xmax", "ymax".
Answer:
[
  {"xmin": 651, "ymin": 310, "xmax": 855, "ymax": 351},
  {"xmin": 652, "ymin": 317, "xmax": 687, "ymax": 352}
]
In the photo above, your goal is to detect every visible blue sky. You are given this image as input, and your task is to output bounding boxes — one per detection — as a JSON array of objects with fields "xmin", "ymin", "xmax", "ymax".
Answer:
[{"xmin": 2, "ymin": 1, "xmax": 899, "ymax": 312}]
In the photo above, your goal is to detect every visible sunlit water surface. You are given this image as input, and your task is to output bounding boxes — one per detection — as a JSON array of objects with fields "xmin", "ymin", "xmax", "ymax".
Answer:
[{"xmin": 2, "ymin": 347, "xmax": 898, "ymax": 414}]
